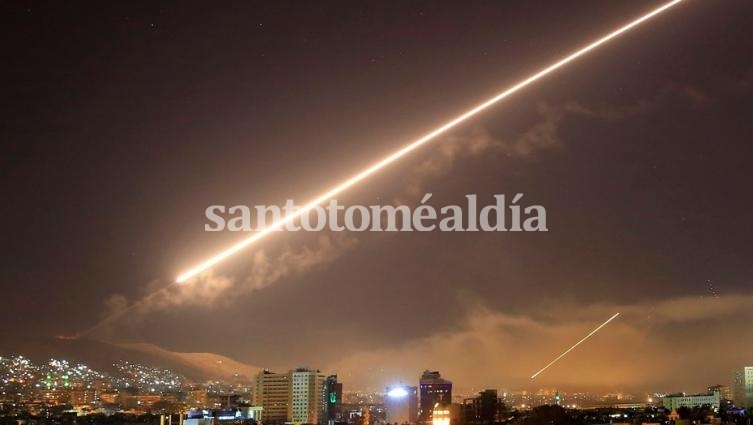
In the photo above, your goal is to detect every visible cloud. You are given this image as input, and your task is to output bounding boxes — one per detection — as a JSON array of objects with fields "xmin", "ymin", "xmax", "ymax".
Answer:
[
  {"xmin": 394, "ymin": 102, "xmax": 580, "ymax": 205},
  {"xmin": 326, "ymin": 293, "xmax": 753, "ymax": 393},
  {"xmin": 90, "ymin": 233, "xmax": 357, "ymax": 338},
  {"xmin": 86, "ymin": 81, "xmax": 716, "ymax": 352},
  {"xmin": 583, "ymin": 81, "xmax": 709, "ymax": 121},
  {"xmin": 393, "ymin": 81, "xmax": 709, "ymax": 205},
  {"xmin": 242, "ymin": 233, "xmax": 358, "ymax": 292}
]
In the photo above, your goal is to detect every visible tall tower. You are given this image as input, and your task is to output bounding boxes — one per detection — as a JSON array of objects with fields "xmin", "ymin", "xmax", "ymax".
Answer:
[
  {"xmin": 386, "ymin": 386, "xmax": 419, "ymax": 425},
  {"xmin": 325, "ymin": 375, "xmax": 343, "ymax": 425},
  {"xmin": 254, "ymin": 370, "xmax": 291, "ymax": 424},
  {"xmin": 734, "ymin": 366, "xmax": 753, "ymax": 408},
  {"xmin": 290, "ymin": 368, "xmax": 327, "ymax": 425},
  {"xmin": 419, "ymin": 371, "xmax": 452, "ymax": 424},
  {"xmin": 254, "ymin": 368, "xmax": 327, "ymax": 424}
]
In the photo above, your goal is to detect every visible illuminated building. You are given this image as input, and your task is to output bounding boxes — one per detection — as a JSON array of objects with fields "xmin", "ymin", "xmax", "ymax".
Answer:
[
  {"xmin": 385, "ymin": 386, "xmax": 418, "ymax": 425},
  {"xmin": 431, "ymin": 406, "xmax": 450, "ymax": 425},
  {"xmin": 707, "ymin": 385, "xmax": 732, "ymax": 402},
  {"xmin": 253, "ymin": 368, "xmax": 327, "ymax": 424},
  {"xmin": 132, "ymin": 394, "xmax": 162, "ymax": 409},
  {"xmin": 290, "ymin": 368, "xmax": 326, "ymax": 425},
  {"xmin": 100, "ymin": 392, "xmax": 118, "ymax": 404},
  {"xmin": 188, "ymin": 389, "xmax": 209, "ymax": 408},
  {"xmin": 254, "ymin": 370, "xmax": 291, "ymax": 424},
  {"xmin": 419, "ymin": 371, "xmax": 452, "ymax": 424},
  {"xmin": 41, "ymin": 389, "xmax": 71, "ymax": 405},
  {"xmin": 70, "ymin": 389, "xmax": 98, "ymax": 407},
  {"xmin": 239, "ymin": 405, "xmax": 265, "ymax": 421},
  {"xmin": 662, "ymin": 391, "xmax": 720, "ymax": 410},
  {"xmin": 325, "ymin": 375, "xmax": 343, "ymax": 425},
  {"xmin": 734, "ymin": 366, "xmax": 753, "ymax": 408}
]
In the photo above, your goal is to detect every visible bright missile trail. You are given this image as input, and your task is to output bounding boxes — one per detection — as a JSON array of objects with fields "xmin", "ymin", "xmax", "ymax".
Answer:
[
  {"xmin": 176, "ymin": 0, "xmax": 685, "ymax": 283},
  {"xmin": 530, "ymin": 312, "xmax": 621, "ymax": 379}
]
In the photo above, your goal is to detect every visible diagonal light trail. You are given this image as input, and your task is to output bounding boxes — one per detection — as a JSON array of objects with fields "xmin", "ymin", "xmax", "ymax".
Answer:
[
  {"xmin": 530, "ymin": 312, "xmax": 621, "ymax": 379},
  {"xmin": 176, "ymin": 0, "xmax": 685, "ymax": 283}
]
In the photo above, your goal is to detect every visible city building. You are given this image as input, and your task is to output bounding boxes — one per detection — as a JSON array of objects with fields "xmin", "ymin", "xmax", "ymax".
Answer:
[
  {"xmin": 662, "ymin": 391, "xmax": 720, "ymax": 410},
  {"xmin": 431, "ymin": 406, "xmax": 451, "ymax": 425},
  {"xmin": 463, "ymin": 389, "xmax": 504, "ymax": 425},
  {"xmin": 290, "ymin": 368, "xmax": 326, "ymax": 425},
  {"xmin": 183, "ymin": 410, "xmax": 214, "ymax": 425},
  {"xmin": 325, "ymin": 375, "xmax": 343, "ymax": 425},
  {"xmin": 734, "ymin": 366, "xmax": 753, "ymax": 408},
  {"xmin": 707, "ymin": 385, "xmax": 732, "ymax": 402},
  {"xmin": 254, "ymin": 368, "xmax": 327, "ymax": 424},
  {"xmin": 69, "ymin": 389, "xmax": 98, "ymax": 408},
  {"xmin": 386, "ymin": 386, "xmax": 419, "ymax": 425},
  {"xmin": 448, "ymin": 404, "xmax": 464, "ymax": 425},
  {"xmin": 187, "ymin": 389, "xmax": 210, "ymax": 408},
  {"xmin": 419, "ymin": 371, "xmax": 452, "ymax": 424},
  {"xmin": 254, "ymin": 370, "xmax": 291, "ymax": 424},
  {"xmin": 239, "ymin": 405, "xmax": 264, "ymax": 421}
]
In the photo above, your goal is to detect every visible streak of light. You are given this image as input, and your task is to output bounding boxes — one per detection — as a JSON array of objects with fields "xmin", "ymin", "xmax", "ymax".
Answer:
[
  {"xmin": 530, "ymin": 312, "xmax": 621, "ymax": 379},
  {"xmin": 170, "ymin": 1, "xmax": 684, "ymax": 281}
]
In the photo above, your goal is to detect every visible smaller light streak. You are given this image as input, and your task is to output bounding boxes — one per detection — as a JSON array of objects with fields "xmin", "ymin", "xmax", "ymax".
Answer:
[{"xmin": 530, "ymin": 312, "xmax": 621, "ymax": 379}]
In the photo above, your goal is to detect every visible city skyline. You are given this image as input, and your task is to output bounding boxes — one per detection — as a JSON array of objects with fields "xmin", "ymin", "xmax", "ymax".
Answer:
[
  {"xmin": 2, "ymin": 351, "xmax": 753, "ymax": 424},
  {"xmin": 2, "ymin": 352, "xmax": 751, "ymax": 402}
]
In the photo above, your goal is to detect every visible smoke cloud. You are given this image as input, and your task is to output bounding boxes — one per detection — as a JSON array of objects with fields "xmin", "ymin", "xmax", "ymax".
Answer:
[
  {"xmin": 89, "ymin": 81, "xmax": 710, "ymax": 341},
  {"xmin": 90, "ymin": 233, "xmax": 357, "ymax": 338},
  {"xmin": 394, "ymin": 81, "xmax": 708, "ymax": 204},
  {"xmin": 326, "ymin": 292, "xmax": 753, "ymax": 393}
]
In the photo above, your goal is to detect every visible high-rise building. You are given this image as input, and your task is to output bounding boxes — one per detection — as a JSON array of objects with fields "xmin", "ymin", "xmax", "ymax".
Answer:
[
  {"xmin": 291, "ymin": 368, "xmax": 327, "ymax": 425},
  {"xmin": 254, "ymin": 370, "xmax": 291, "ymax": 424},
  {"xmin": 734, "ymin": 366, "xmax": 753, "ymax": 408},
  {"xmin": 254, "ymin": 368, "xmax": 328, "ymax": 424},
  {"xmin": 419, "ymin": 371, "xmax": 452, "ymax": 424},
  {"xmin": 386, "ymin": 386, "xmax": 419, "ymax": 425},
  {"xmin": 70, "ymin": 389, "xmax": 98, "ymax": 408},
  {"xmin": 325, "ymin": 375, "xmax": 343, "ymax": 425}
]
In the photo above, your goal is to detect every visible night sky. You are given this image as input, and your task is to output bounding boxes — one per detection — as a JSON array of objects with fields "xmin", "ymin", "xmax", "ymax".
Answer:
[{"xmin": 3, "ymin": 0, "xmax": 753, "ymax": 393}]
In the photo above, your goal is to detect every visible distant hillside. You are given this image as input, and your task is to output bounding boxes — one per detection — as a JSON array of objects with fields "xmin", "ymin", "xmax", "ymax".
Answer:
[
  {"xmin": 115, "ymin": 341, "xmax": 260, "ymax": 381},
  {"xmin": 0, "ymin": 336, "xmax": 260, "ymax": 382}
]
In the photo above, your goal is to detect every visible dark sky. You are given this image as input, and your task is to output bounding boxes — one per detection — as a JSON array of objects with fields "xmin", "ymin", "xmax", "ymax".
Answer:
[{"xmin": 2, "ymin": 0, "xmax": 753, "ymax": 393}]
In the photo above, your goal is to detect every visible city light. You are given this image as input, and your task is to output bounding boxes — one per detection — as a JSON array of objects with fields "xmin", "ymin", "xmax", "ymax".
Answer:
[
  {"xmin": 432, "ymin": 405, "xmax": 451, "ymax": 425},
  {"xmin": 387, "ymin": 387, "xmax": 409, "ymax": 398}
]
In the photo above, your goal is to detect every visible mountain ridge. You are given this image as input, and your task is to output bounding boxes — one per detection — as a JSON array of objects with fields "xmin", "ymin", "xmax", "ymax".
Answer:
[{"xmin": 0, "ymin": 336, "xmax": 260, "ymax": 382}]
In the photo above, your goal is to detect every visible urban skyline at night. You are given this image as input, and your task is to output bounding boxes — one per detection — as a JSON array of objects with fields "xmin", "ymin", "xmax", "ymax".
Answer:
[
  {"xmin": 3, "ymin": 0, "xmax": 753, "ymax": 424},
  {"xmin": 2, "ymin": 353, "xmax": 752, "ymax": 420}
]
